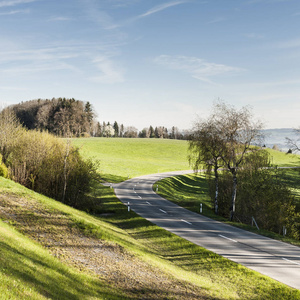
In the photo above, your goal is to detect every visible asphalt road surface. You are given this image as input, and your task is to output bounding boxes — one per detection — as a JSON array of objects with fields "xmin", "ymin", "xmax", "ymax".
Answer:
[{"xmin": 113, "ymin": 171, "xmax": 300, "ymax": 290}]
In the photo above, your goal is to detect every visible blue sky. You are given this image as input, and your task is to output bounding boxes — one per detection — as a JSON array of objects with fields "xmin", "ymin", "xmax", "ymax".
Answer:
[{"xmin": 0, "ymin": 0, "xmax": 300, "ymax": 130}]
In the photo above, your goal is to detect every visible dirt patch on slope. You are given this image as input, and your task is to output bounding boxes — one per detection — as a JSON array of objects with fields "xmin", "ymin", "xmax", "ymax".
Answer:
[{"xmin": 0, "ymin": 193, "xmax": 209, "ymax": 299}]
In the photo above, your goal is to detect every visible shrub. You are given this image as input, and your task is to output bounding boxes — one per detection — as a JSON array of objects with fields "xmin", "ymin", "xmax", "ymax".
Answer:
[
  {"xmin": 3, "ymin": 127, "xmax": 99, "ymax": 210},
  {"xmin": 0, "ymin": 154, "xmax": 8, "ymax": 178}
]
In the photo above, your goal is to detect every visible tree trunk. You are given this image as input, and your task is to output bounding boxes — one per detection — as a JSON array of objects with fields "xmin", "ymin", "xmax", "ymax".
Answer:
[
  {"xmin": 230, "ymin": 172, "xmax": 237, "ymax": 221},
  {"xmin": 214, "ymin": 166, "xmax": 219, "ymax": 214},
  {"xmin": 62, "ymin": 139, "xmax": 71, "ymax": 203}
]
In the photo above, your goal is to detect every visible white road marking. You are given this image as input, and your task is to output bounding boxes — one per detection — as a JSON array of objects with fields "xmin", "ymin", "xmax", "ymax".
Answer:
[
  {"xmin": 146, "ymin": 201, "xmax": 151, "ymax": 205},
  {"xmin": 159, "ymin": 209, "xmax": 167, "ymax": 214},
  {"xmin": 218, "ymin": 234, "xmax": 237, "ymax": 243},
  {"xmin": 282, "ymin": 258, "xmax": 300, "ymax": 266},
  {"xmin": 181, "ymin": 219, "xmax": 192, "ymax": 225},
  {"xmin": 138, "ymin": 196, "xmax": 142, "ymax": 199}
]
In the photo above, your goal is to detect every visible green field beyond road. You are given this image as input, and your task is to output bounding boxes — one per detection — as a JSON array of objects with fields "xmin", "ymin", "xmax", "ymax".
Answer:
[{"xmin": 72, "ymin": 138, "xmax": 190, "ymax": 182}]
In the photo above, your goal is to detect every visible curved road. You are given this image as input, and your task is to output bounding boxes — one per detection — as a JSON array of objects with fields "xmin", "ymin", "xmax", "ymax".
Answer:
[{"xmin": 113, "ymin": 171, "xmax": 300, "ymax": 290}]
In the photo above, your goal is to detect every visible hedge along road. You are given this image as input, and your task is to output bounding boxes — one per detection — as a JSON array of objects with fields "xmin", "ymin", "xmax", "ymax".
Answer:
[{"xmin": 113, "ymin": 170, "xmax": 300, "ymax": 290}]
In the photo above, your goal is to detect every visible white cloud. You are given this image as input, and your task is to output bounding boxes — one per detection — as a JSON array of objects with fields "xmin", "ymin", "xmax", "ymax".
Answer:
[
  {"xmin": 1, "ymin": 62, "xmax": 77, "ymax": 75},
  {"xmin": 246, "ymin": 0, "xmax": 291, "ymax": 4},
  {"xmin": 0, "ymin": 0, "xmax": 37, "ymax": 8},
  {"xmin": 0, "ymin": 8, "xmax": 29, "ymax": 14},
  {"xmin": 109, "ymin": 0, "xmax": 191, "ymax": 29},
  {"xmin": 138, "ymin": 1, "xmax": 189, "ymax": 18},
  {"xmin": 154, "ymin": 55, "xmax": 244, "ymax": 83},
  {"xmin": 0, "ymin": 47, "xmax": 79, "ymax": 64},
  {"xmin": 47, "ymin": 16, "xmax": 72, "ymax": 22},
  {"xmin": 79, "ymin": 0, "xmax": 120, "ymax": 30},
  {"xmin": 0, "ymin": 46, "xmax": 81, "ymax": 77},
  {"xmin": 89, "ymin": 56, "xmax": 124, "ymax": 84}
]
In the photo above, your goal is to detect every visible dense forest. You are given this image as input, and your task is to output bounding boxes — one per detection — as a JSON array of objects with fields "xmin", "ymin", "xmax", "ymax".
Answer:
[
  {"xmin": 9, "ymin": 98, "xmax": 95, "ymax": 137},
  {"xmin": 9, "ymin": 98, "xmax": 189, "ymax": 139}
]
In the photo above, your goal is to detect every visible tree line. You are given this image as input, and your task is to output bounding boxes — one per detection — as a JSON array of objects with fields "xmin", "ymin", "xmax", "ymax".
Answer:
[
  {"xmin": 8, "ymin": 99, "xmax": 189, "ymax": 139},
  {"xmin": 97, "ymin": 122, "xmax": 188, "ymax": 139},
  {"xmin": 188, "ymin": 102, "xmax": 300, "ymax": 239}
]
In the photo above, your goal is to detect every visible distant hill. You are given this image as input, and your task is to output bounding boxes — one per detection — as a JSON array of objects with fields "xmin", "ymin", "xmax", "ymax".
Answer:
[{"xmin": 262, "ymin": 128, "xmax": 298, "ymax": 152}]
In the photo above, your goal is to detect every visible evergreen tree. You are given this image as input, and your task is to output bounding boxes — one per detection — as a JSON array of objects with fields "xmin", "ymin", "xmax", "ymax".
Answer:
[
  {"xmin": 113, "ymin": 121, "xmax": 119, "ymax": 137},
  {"xmin": 149, "ymin": 126, "xmax": 155, "ymax": 138}
]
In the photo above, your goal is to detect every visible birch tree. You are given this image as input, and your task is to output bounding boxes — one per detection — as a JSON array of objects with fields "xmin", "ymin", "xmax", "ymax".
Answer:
[
  {"xmin": 188, "ymin": 117, "xmax": 224, "ymax": 214},
  {"xmin": 214, "ymin": 102, "xmax": 263, "ymax": 220}
]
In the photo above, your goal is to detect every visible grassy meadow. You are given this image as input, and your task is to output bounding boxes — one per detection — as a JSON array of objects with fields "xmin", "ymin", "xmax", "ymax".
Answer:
[{"xmin": 71, "ymin": 138, "xmax": 190, "ymax": 182}]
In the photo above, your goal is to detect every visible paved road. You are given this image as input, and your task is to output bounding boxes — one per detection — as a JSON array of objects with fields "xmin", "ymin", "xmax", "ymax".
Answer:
[{"xmin": 113, "ymin": 171, "xmax": 300, "ymax": 290}]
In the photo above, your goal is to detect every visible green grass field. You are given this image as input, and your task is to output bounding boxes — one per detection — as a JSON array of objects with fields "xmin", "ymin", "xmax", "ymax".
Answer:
[
  {"xmin": 268, "ymin": 148, "xmax": 300, "ymax": 167},
  {"xmin": 71, "ymin": 138, "xmax": 190, "ymax": 182}
]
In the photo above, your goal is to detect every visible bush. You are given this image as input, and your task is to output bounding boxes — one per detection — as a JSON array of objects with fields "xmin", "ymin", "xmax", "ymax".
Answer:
[
  {"xmin": 80, "ymin": 132, "xmax": 91, "ymax": 138},
  {"xmin": 0, "ymin": 164, "xmax": 8, "ymax": 179},
  {"xmin": 0, "ymin": 164, "xmax": 8, "ymax": 178},
  {"xmin": 4, "ymin": 128, "xmax": 100, "ymax": 210},
  {"xmin": 0, "ymin": 154, "xmax": 8, "ymax": 178}
]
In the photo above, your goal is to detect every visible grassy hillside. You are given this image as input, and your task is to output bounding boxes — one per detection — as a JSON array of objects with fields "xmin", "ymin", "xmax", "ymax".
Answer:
[
  {"xmin": 267, "ymin": 148, "xmax": 300, "ymax": 167},
  {"xmin": 1, "ymin": 177, "xmax": 299, "ymax": 299},
  {"xmin": 71, "ymin": 138, "xmax": 190, "ymax": 182},
  {"xmin": 0, "ymin": 220, "xmax": 124, "ymax": 300}
]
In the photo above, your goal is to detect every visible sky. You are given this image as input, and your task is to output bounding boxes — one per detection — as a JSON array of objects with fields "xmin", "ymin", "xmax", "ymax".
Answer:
[{"xmin": 0, "ymin": 0, "xmax": 300, "ymax": 130}]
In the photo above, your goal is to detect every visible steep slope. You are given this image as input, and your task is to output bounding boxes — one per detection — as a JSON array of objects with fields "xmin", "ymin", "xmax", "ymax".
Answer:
[{"xmin": 0, "ymin": 177, "xmax": 208, "ymax": 300}]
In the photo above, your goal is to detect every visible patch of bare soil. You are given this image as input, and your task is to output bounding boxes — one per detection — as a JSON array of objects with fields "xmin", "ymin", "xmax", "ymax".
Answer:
[{"xmin": 0, "ymin": 193, "xmax": 209, "ymax": 299}]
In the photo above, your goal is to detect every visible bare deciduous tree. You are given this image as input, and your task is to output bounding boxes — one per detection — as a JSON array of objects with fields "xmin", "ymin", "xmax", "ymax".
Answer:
[
  {"xmin": 189, "ymin": 102, "xmax": 264, "ymax": 220},
  {"xmin": 0, "ymin": 107, "xmax": 24, "ymax": 164},
  {"xmin": 286, "ymin": 128, "xmax": 300, "ymax": 153},
  {"xmin": 214, "ymin": 102, "xmax": 263, "ymax": 220}
]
